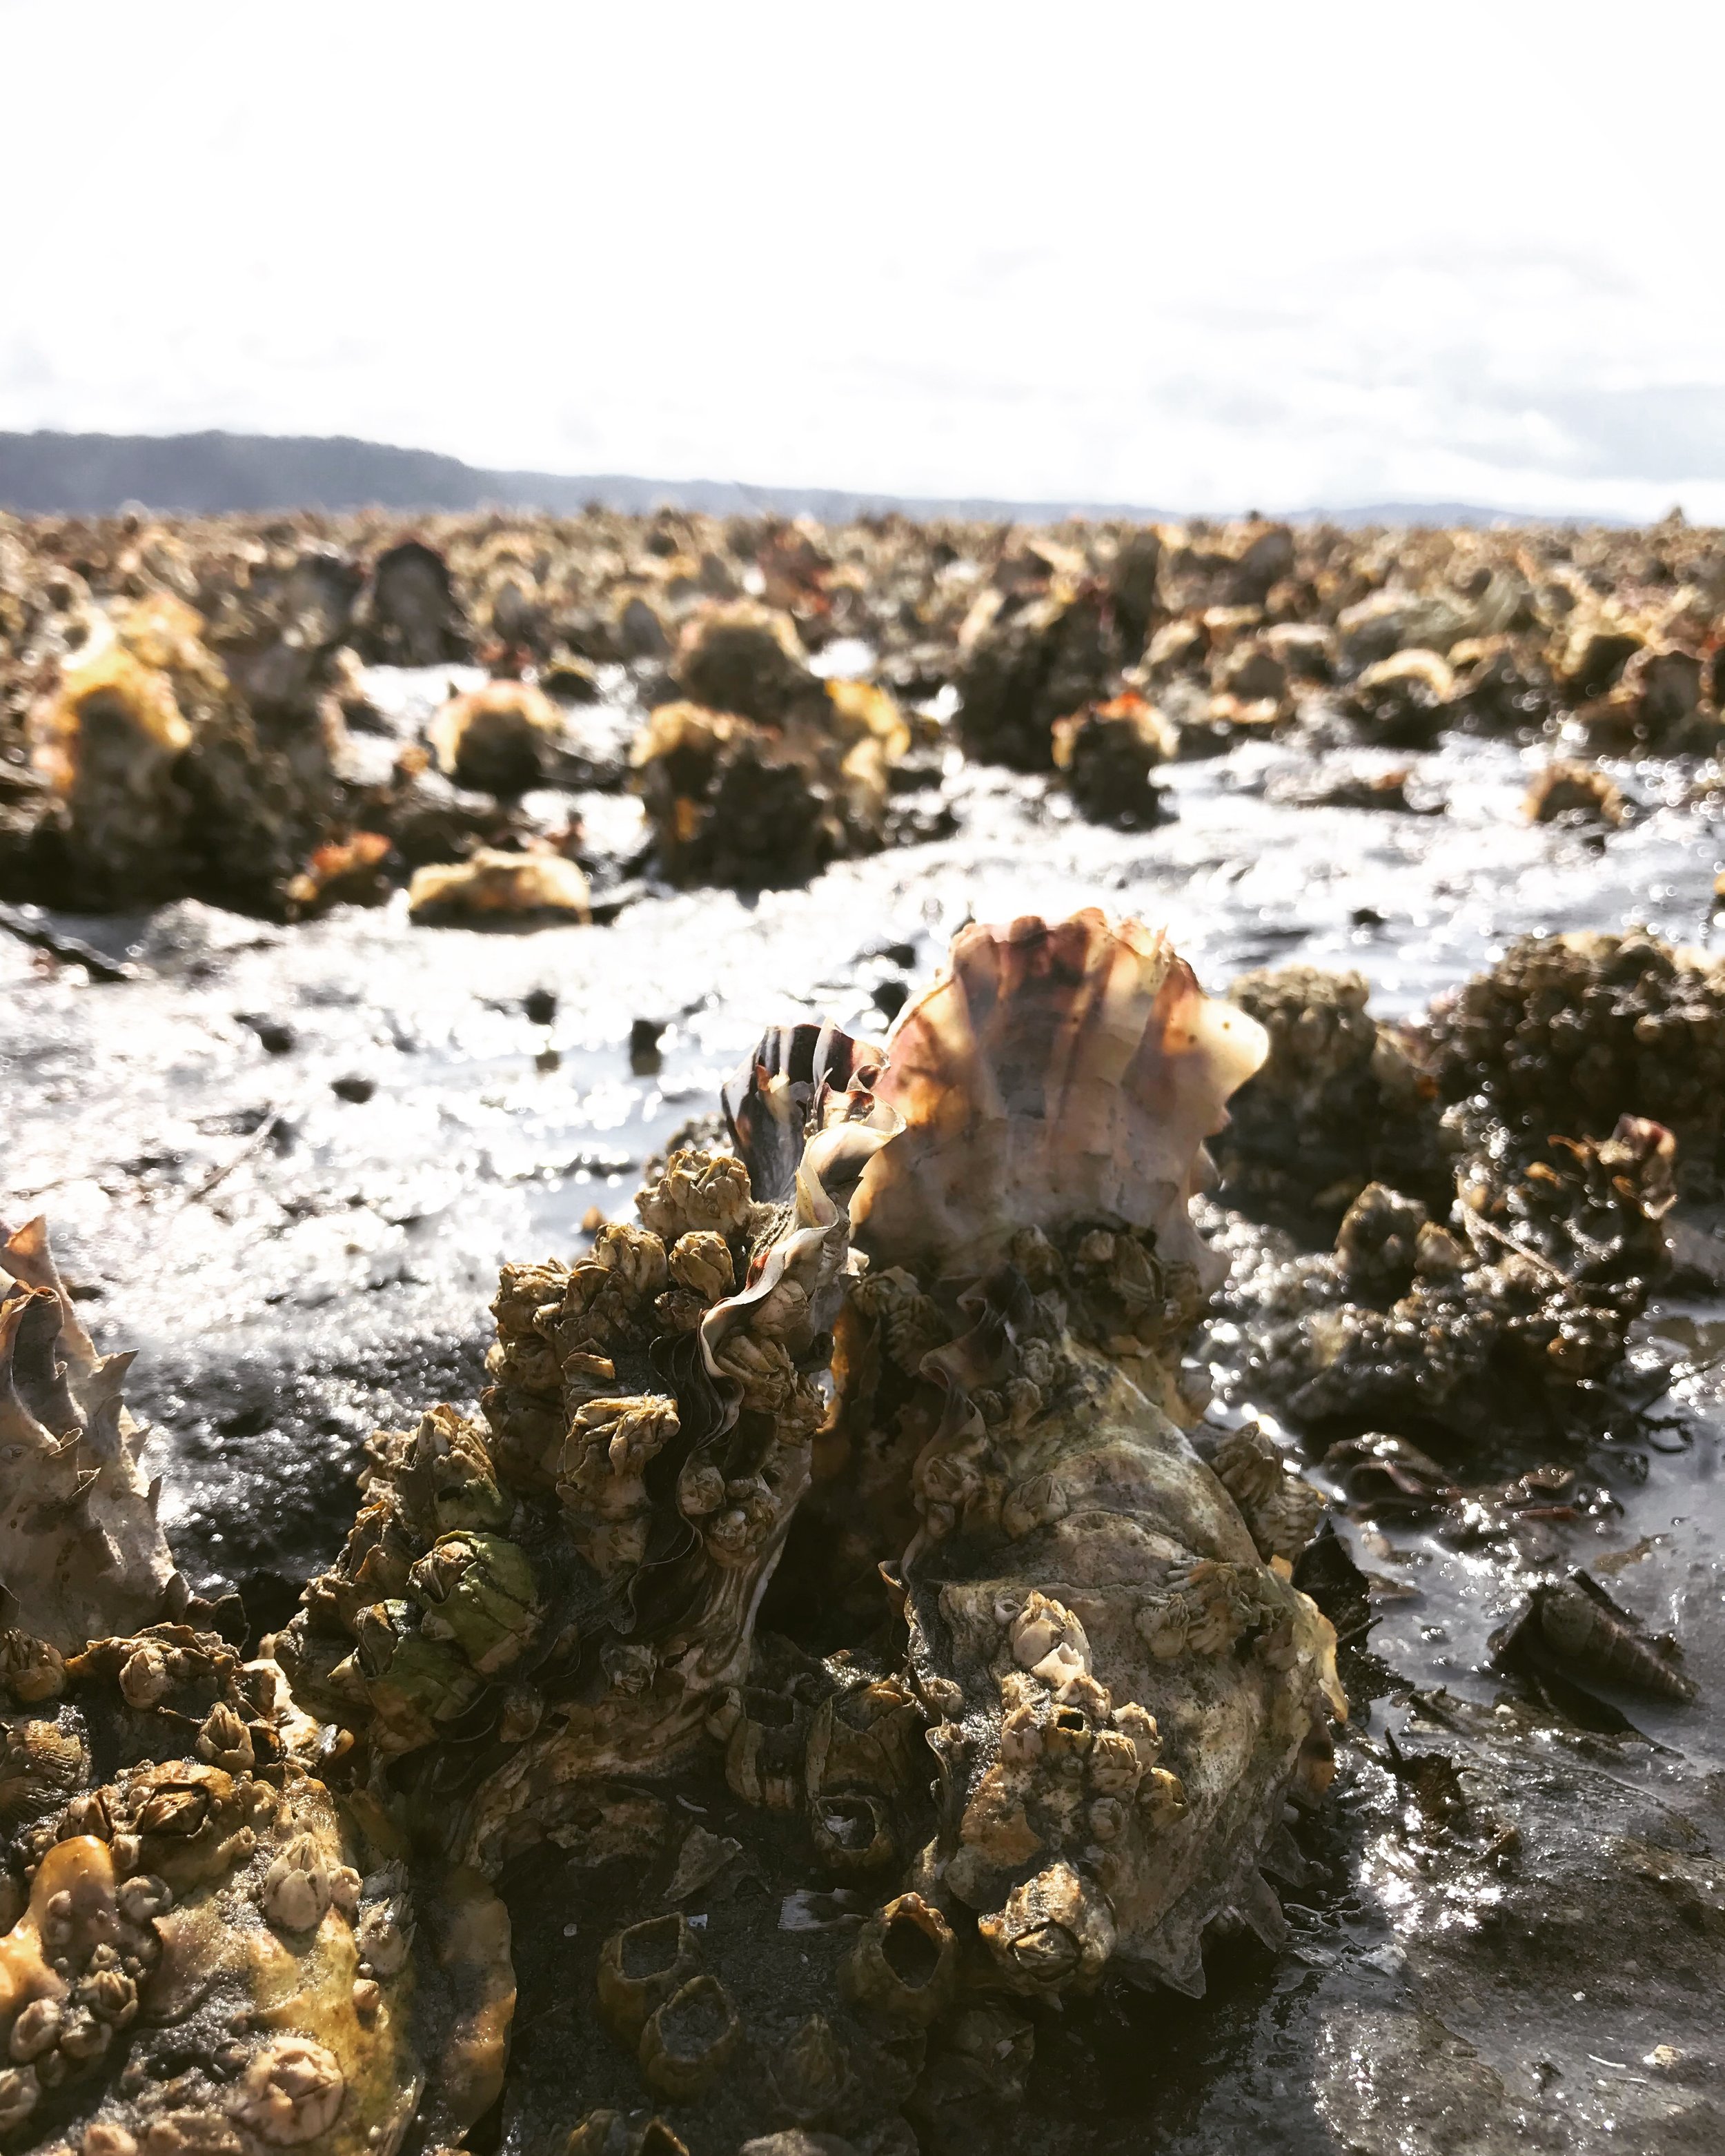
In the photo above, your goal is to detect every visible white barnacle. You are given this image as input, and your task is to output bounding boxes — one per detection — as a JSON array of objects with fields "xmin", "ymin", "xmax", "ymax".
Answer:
[
  {"xmin": 117, "ymin": 1643, "xmax": 175, "ymax": 1710},
  {"xmin": 116, "ymin": 1873, "xmax": 171, "ymax": 1925},
  {"xmin": 260, "ymin": 1834, "xmax": 332, "ymax": 1935},
  {"xmin": 195, "ymin": 1704, "xmax": 255, "ymax": 1773},
  {"xmin": 229, "ymin": 2037, "xmax": 345, "ymax": 2145},
  {"xmin": 0, "ymin": 2066, "xmax": 39, "ymax": 2130},
  {"xmin": 8, "ymin": 1997, "xmax": 61, "ymax": 2061},
  {"xmin": 355, "ymin": 1890, "xmax": 412, "ymax": 1979}
]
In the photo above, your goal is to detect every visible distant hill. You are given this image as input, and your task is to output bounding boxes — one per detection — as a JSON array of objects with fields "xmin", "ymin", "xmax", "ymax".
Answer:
[{"xmin": 0, "ymin": 428, "xmax": 1561, "ymax": 527}]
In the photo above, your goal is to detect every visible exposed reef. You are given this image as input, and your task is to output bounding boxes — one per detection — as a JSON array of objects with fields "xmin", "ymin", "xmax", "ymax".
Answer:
[{"xmin": 9, "ymin": 506, "xmax": 1725, "ymax": 913}]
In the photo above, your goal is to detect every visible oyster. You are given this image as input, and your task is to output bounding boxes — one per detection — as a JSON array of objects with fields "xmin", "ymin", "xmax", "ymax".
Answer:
[
  {"xmin": 0, "ymin": 1219, "xmax": 179, "ymax": 1652},
  {"xmin": 0, "ymin": 1621, "xmax": 508, "ymax": 2156},
  {"xmin": 1049, "ymin": 693, "xmax": 1175, "ymax": 829},
  {"xmin": 428, "ymin": 680, "xmax": 564, "ymax": 799},
  {"xmin": 831, "ymin": 911, "xmax": 1343, "ymax": 1999}
]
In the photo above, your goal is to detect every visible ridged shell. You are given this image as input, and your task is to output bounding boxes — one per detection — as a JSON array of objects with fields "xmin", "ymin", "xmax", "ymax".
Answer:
[{"xmin": 851, "ymin": 909, "xmax": 1268, "ymax": 1289}]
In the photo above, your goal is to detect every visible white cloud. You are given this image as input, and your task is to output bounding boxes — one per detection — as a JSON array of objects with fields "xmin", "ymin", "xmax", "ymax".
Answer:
[{"xmin": 3, "ymin": 0, "xmax": 1724, "ymax": 514}]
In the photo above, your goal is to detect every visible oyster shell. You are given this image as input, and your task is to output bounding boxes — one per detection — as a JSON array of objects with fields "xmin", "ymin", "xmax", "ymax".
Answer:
[
  {"xmin": 0, "ymin": 1622, "xmax": 506, "ymax": 2156},
  {"xmin": 0, "ymin": 1219, "xmax": 180, "ymax": 1652},
  {"xmin": 833, "ymin": 911, "xmax": 1342, "ymax": 2000}
]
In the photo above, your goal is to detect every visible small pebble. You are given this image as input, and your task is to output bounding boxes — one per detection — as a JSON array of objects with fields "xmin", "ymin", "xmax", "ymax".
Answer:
[
  {"xmin": 243, "ymin": 1016, "xmax": 295, "ymax": 1055},
  {"xmin": 331, "ymin": 1074, "xmax": 375, "ymax": 1103},
  {"xmin": 629, "ymin": 1017, "xmax": 666, "ymax": 1074}
]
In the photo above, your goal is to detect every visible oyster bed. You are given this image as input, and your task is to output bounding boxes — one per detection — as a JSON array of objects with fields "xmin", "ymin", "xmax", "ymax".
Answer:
[{"xmin": 4, "ymin": 694, "xmax": 1724, "ymax": 2155}]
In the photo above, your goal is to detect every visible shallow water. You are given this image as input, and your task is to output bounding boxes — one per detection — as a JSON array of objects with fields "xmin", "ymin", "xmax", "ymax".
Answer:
[{"xmin": 3, "ymin": 704, "xmax": 1723, "ymax": 2151}]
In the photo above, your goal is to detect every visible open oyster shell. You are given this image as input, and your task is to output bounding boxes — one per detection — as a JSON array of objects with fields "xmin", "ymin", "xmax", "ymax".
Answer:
[{"xmin": 0, "ymin": 1220, "xmax": 180, "ymax": 1654}]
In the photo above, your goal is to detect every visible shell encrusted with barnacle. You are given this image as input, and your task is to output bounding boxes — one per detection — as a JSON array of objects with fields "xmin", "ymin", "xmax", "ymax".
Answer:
[
  {"xmin": 835, "ymin": 913, "xmax": 1344, "ymax": 1998},
  {"xmin": 269, "ymin": 908, "xmax": 1343, "ymax": 2143},
  {"xmin": 279, "ymin": 1025, "xmax": 897, "ymax": 1875},
  {"xmin": 0, "ymin": 1621, "xmax": 510, "ymax": 2156}
]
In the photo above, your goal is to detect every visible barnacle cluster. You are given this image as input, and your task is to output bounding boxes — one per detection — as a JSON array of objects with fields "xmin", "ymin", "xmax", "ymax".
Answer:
[
  {"xmin": 1210, "ymin": 957, "xmax": 1685, "ymax": 1438},
  {"xmin": 0, "ymin": 1221, "xmax": 513, "ymax": 2156},
  {"xmin": 1425, "ymin": 929, "xmax": 1725, "ymax": 1178},
  {"xmin": 1214, "ymin": 965, "xmax": 1448, "ymax": 1225},
  {"xmin": 277, "ymin": 1024, "xmax": 898, "ymax": 1883}
]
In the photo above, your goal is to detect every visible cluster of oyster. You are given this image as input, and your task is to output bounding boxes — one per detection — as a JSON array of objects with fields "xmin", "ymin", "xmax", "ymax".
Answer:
[
  {"xmin": 1204, "ymin": 947, "xmax": 1693, "ymax": 1444},
  {"xmin": 0, "ymin": 909, "xmax": 1359, "ymax": 2155},
  {"xmin": 8, "ymin": 505, "xmax": 1725, "ymax": 915}
]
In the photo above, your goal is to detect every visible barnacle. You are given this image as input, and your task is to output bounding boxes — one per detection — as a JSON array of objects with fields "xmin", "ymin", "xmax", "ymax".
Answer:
[{"xmin": 0, "ymin": 1218, "xmax": 180, "ymax": 1652}]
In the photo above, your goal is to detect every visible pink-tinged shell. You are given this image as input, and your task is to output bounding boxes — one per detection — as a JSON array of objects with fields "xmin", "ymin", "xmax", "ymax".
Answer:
[{"xmin": 851, "ymin": 911, "xmax": 1268, "ymax": 1285}]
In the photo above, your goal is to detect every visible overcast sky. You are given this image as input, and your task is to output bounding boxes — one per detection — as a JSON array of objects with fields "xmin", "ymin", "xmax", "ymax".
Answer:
[{"xmin": 4, "ymin": 0, "xmax": 1724, "ymax": 517}]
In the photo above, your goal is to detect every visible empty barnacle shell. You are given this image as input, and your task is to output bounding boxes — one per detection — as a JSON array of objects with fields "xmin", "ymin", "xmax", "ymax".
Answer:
[
  {"xmin": 809, "ymin": 1794, "xmax": 896, "ymax": 1874},
  {"xmin": 564, "ymin": 2112, "xmax": 690, "ymax": 2156},
  {"xmin": 638, "ymin": 1974, "xmax": 742, "ymax": 2101},
  {"xmin": 842, "ymin": 1895, "xmax": 956, "ymax": 2026},
  {"xmin": 596, "ymin": 1915, "xmax": 702, "ymax": 2046},
  {"xmin": 767, "ymin": 2014, "xmax": 856, "ymax": 2126},
  {"xmin": 1495, "ymin": 1572, "xmax": 1698, "ymax": 1703}
]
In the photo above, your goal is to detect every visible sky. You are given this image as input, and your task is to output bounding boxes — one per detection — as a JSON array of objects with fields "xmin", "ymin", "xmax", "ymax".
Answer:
[{"xmin": 4, "ymin": 0, "xmax": 1725, "ymax": 518}]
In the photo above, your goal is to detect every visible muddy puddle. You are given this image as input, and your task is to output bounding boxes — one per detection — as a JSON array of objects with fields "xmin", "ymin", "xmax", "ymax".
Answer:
[{"xmin": 3, "ymin": 691, "xmax": 1724, "ymax": 2153}]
